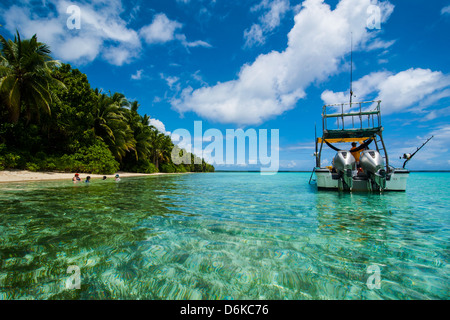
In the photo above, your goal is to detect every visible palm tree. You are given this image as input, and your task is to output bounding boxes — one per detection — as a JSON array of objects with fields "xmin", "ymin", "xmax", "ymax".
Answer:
[
  {"xmin": 109, "ymin": 119, "xmax": 135, "ymax": 161},
  {"xmin": 161, "ymin": 134, "xmax": 174, "ymax": 164},
  {"xmin": 0, "ymin": 31, "xmax": 65, "ymax": 124},
  {"xmin": 93, "ymin": 92, "xmax": 136, "ymax": 162},
  {"xmin": 110, "ymin": 91, "xmax": 130, "ymax": 109},
  {"xmin": 133, "ymin": 114, "xmax": 153, "ymax": 161},
  {"xmin": 149, "ymin": 130, "xmax": 165, "ymax": 169},
  {"xmin": 151, "ymin": 131, "xmax": 174, "ymax": 169},
  {"xmin": 93, "ymin": 93, "xmax": 113, "ymax": 139},
  {"xmin": 130, "ymin": 100, "xmax": 139, "ymax": 112}
]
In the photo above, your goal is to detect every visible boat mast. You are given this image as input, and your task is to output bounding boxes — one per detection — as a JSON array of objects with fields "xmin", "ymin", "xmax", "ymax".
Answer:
[{"xmin": 349, "ymin": 33, "xmax": 353, "ymax": 106}]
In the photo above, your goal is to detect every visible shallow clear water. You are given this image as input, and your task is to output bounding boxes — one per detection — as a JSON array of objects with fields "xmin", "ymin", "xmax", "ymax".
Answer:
[{"xmin": 0, "ymin": 172, "xmax": 448, "ymax": 300}]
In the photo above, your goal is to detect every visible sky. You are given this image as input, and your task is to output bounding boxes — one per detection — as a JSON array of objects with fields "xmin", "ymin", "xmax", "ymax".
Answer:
[{"xmin": 1, "ymin": 0, "xmax": 450, "ymax": 171}]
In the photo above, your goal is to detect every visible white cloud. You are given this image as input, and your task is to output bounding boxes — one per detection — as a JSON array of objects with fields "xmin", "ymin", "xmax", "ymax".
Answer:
[
  {"xmin": 423, "ymin": 106, "xmax": 450, "ymax": 121},
  {"xmin": 172, "ymin": 0, "xmax": 395, "ymax": 125},
  {"xmin": 279, "ymin": 160, "xmax": 299, "ymax": 169},
  {"xmin": 441, "ymin": 5, "xmax": 450, "ymax": 15},
  {"xmin": 321, "ymin": 71, "xmax": 391, "ymax": 105},
  {"xmin": 1, "ymin": 0, "xmax": 141, "ymax": 66},
  {"xmin": 1, "ymin": 0, "xmax": 211, "ymax": 66},
  {"xmin": 175, "ymin": 34, "xmax": 212, "ymax": 48},
  {"xmin": 160, "ymin": 73, "xmax": 180, "ymax": 90},
  {"xmin": 244, "ymin": 24, "xmax": 265, "ymax": 47},
  {"xmin": 322, "ymin": 68, "xmax": 450, "ymax": 115},
  {"xmin": 258, "ymin": 0, "xmax": 291, "ymax": 31},
  {"xmin": 282, "ymin": 143, "xmax": 315, "ymax": 151},
  {"xmin": 191, "ymin": 70, "xmax": 208, "ymax": 86},
  {"xmin": 377, "ymin": 69, "xmax": 450, "ymax": 114},
  {"xmin": 103, "ymin": 45, "xmax": 138, "ymax": 66},
  {"xmin": 244, "ymin": 0, "xmax": 291, "ymax": 48},
  {"xmin": 131, "ymin": 69, "xmax": 144, "ymax": 80},
  {"xmin": 140, "ymin": 13, "xmax": 182, "ymax": 44},
  {"xmin": 57, "ymin": 36, "xmax": 103, "ymax": 62},
  {"xmin": 149, "ymin": 118, "xmax": 167, "ymax": 134},
  {"xmin": 153, "ymin": 96, "xmax": 162, "ymax": 104},
  {"xmin": 391, "ymin": 126, "xmax": 450, "ymax": 169},
  {"xmin": 140, "ymin": 13, "xmax": 211, "ymax": 49},
  {"xmin": 426, "ymin": 126, "xmax": 450, "ymax": 154},
  {"xmin": 365, "ymin": 39, "xmax": 396, "ymax": 51}
]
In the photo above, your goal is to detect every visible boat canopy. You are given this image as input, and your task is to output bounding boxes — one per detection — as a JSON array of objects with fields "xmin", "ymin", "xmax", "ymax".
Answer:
[{"xmin": 317, "ymin": 137, "xmax": 371, "ymax": 144}]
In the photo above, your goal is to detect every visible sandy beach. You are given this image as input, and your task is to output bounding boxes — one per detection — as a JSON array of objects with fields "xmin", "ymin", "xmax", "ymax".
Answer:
[{"xmin": 0, "ymin": 170, "xmax": 184, "ymax": 183}]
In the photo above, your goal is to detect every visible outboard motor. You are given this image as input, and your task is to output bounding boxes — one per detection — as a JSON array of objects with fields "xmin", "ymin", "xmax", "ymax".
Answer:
[
  {"xmin": 333, "ymin": 151, "xmax": 356, "ymax": 190},
  {"xmin": 359, "ymin": 150, "xmax": 386, "ymax": 190}
]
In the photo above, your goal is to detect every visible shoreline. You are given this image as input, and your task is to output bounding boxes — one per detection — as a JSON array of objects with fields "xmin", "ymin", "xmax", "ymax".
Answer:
[{"xmin": 0, "ymin": 170, "xmax": 188, "ymax": 183}]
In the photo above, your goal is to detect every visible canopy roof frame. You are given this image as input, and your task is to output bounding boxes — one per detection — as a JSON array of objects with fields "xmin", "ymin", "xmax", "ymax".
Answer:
[{"xmin": 316, "ymin": 100, "xmax": 390, "ymax": 172}]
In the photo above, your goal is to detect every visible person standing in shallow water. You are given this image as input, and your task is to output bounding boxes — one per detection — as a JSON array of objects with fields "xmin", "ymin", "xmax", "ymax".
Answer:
[
  {"xmin": 115, "ymin": 174, "xmax": 120, "ymax": 181},
  {"xmin": 85, "ymin": 176, "xmax": 91, "ymax": 183},
  {"xmin": 72, "ymin": 173, "xmax": 81, "ymax": 182}
]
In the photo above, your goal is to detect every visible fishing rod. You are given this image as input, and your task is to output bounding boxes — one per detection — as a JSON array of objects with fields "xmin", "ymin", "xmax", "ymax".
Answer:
[
  {"xmin": 401, "ymin": 135, "xmax": 434, "ymax": 168},
  {"xmin": 314, "ymin": 123, "xmax": 318, "ymax": 162},
  {"xmin": 309, "ymin": 123, "xmax": 319, "ymax": 185}
]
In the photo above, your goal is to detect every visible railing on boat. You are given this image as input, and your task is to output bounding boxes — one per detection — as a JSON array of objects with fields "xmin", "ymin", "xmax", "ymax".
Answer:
[{"xmin": 322, "ymin": 100, "xmax": 381, "ymax": 132}]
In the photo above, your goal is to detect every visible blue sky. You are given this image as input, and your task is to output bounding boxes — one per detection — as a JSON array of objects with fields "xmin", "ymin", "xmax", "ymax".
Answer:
[{"xmin": 1, "ymin": 0, "xmax": 450, "ymax": 170}]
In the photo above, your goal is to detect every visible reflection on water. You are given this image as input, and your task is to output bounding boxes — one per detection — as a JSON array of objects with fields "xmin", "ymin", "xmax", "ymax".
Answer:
[{"xmin": 0, "ymin": 173, "xmax": 448, "ymax": 299}]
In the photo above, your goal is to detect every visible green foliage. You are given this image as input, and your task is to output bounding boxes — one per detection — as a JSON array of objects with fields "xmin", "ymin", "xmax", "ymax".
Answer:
[
  {"xmin": 204, "ymin": 163, "xmax": 215, "ymax": 172},
  {"xmin": 175, "ymin": 165, "xmax": 187, "ymax": 173},
  {"xmin": 159, "ymin": 163, "xmax": 176, "ymax": 173},
  {"xmin": 25, "ymin": 162, "xmax": 40, "ymax": 172},
  {"xmin": 39, "ymin": 158, "xmax": 57, "ymax": 171},
  {"xmin": 0, "ymin": 32, "xmax": 214, "ymax": 175},
  {"xmin": 46, "ymin": 63, "xmax": 97, "ymax": 154},
  {"xmin": 0, "ymin": 144, "xmax": 25, "ymax": 169},
  {"xmin": 138, "ymin": 160, "xmax": 158, "ymax": 174},
  {"xmin": 0, "ymin": 153, "xmax": 18, "ymax": 169},
  {"xmin": 58, "ymin": 142, "xmax": 119, "ymax": 174},
  {"xmin": 0, "ymin": 32, "xmax": 65, "ymax": 124}
]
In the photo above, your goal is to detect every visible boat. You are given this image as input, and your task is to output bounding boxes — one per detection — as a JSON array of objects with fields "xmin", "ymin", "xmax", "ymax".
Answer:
[
  {"xmin": 310, "ymin": 100, "xmax": 410, "ymax": 192},
  {"xmin": 309, "ymin": 36, "xmax": 433, "ymax": 192}
]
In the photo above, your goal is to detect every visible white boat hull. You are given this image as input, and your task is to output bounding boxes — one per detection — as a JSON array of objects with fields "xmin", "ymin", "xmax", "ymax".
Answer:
[{"xmin": 314, "ymin": 168, "xmax": 409, "ymax": 192}]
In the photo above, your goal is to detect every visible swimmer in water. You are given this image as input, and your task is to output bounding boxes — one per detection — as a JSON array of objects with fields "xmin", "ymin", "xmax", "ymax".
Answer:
[{"xmin": 72, "ymin": 173, "xmax": 81, "ymax": 182}]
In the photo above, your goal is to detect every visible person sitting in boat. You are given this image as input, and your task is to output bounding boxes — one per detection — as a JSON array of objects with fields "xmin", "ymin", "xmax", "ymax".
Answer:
[{"xmin": 350, "ymin": 142, "xmax": 362, "ymax": 164}]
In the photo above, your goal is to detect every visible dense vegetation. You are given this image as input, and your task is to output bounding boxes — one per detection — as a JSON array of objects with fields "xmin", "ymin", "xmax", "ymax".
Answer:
[{"xmin": 0, "ymin": 32, "xmax": 214, "ymax": 174}]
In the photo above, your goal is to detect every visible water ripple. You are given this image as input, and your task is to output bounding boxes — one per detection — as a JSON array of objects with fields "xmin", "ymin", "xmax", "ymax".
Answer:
[{"xmin": 0, "ymin": 173, "xmax": 448, "ymax": 299}]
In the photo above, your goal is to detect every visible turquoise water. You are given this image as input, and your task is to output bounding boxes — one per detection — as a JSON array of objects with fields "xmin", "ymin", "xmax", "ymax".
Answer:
[{"xmin": 0, "ymin": 172, "xmax": 448, "ymax": 300}]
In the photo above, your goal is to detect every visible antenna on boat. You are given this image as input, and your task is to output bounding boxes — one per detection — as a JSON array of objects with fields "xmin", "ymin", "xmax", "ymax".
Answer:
[{"xmin": 349, "ymin": 32, "xmax": 353, "ymax": 106}]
